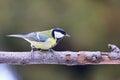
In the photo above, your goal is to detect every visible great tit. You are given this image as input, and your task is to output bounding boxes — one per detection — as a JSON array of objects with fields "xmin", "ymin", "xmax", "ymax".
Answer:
[{"xmin": 7, "ymin": 28, "xmax": 70, "ymax": 58}]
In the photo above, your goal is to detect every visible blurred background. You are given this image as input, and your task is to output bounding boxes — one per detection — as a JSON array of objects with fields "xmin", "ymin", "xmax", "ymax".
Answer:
[{"xmin": 0, "ymin": 0, "xmax": 120, "ymax": 80}]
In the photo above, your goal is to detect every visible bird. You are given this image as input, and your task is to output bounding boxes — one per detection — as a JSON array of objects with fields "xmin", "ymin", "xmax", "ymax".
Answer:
[{"xmin": 7, "ymin": 28, "xmax": 70, "ymax": 58}]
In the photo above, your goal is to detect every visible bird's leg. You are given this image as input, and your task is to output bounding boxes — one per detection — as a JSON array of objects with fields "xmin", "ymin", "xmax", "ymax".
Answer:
[
  {"xmin": 48, "ymin": 49, "xmax": 55, "ymax": 54},
  {"xmin": 31, "ymin": 45, "xmax": 35, "ymax": 59}
]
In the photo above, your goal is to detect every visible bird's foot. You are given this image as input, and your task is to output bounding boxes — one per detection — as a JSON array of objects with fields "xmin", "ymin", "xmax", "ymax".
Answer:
[{"xmin": 48, "ymin": 49, "xmax": 55, "ymax": 54}]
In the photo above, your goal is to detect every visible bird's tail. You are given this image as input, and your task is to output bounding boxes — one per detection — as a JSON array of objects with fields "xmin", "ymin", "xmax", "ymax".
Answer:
[{"xmin": 7, "ymin": 34, "xmax": 25, "ymax": 39}]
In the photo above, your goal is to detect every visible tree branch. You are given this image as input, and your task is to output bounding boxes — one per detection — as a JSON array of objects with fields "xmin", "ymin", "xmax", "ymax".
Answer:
[{"xmin": 0, "ymin": 44, "xmax": 120, "ymax": 65}]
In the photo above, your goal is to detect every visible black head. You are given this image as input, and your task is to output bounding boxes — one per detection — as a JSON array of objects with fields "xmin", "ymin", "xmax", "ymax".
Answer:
[{"xmin": 52, "ymin": 28, "xmax": 70, "ymax": 40}]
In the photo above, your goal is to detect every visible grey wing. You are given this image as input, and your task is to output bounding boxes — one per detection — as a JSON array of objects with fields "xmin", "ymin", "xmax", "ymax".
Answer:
[{"xmin": 25, "ymin": 32, "xmax": 48, "ymax": 42}]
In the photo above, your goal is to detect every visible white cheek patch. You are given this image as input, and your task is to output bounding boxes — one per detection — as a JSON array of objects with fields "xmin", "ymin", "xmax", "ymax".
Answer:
[{"xmin": 54, "ymin": 32, "xmax": 64, "ymax": 38}]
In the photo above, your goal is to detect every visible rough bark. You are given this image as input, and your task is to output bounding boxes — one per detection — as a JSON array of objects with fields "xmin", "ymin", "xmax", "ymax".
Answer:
[{"xmin": 0, "ymin": 44, "xmax": 120, "ymax": 65}]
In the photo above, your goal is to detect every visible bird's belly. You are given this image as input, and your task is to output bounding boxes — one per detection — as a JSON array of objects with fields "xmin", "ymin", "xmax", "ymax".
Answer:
[{"xmin": 29, "ymin": 38, "xmax": 56, "ymax": 50}]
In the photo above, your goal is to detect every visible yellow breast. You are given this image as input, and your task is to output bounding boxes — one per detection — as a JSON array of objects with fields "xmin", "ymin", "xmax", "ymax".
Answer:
[{"xmin": 28, "ymin": 38, "xmax": 56, "ymax": 50}]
